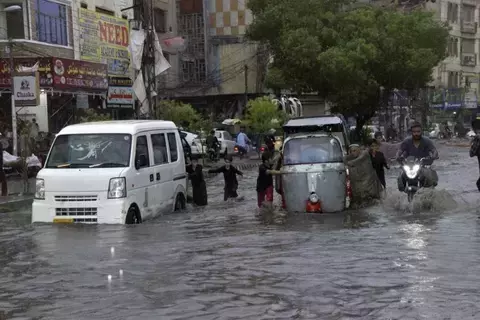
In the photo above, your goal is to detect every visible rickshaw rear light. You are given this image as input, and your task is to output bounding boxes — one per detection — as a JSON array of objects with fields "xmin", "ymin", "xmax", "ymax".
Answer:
[{"xmin": 260, "ymin": 146, "xmax": 265, "ymax": 152}]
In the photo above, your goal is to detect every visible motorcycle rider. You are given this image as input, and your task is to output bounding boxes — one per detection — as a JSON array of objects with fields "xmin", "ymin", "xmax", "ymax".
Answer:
[
  {"xmin": 396, "ymin": 121, "xmax": 439, "ymax": 191},
  {"xmin": 206, "ymin": 130, "xmax": 220, "ymax": 158}
]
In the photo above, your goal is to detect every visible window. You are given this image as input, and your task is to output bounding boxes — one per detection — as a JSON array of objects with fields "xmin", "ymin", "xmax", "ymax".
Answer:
[
  {"xmin": 37, "ymin": 0, "xmax": 68, "ymax": 46},
  {"xmin": 154, "ymin": 8, "xmax": 166, "ymax": 33},
  {"xmin": 463, "ymin": 4, "xmax": 475, "ymax": 22},
  {"xmin": 135, "ymin": 136, "xmax": 150, "ymax": 168},
  {"xmin": 283, "ymin": 137, "xmax": 343, "ymax": 165},
  {"xmin": 151, "ymin": 133, "xmax": 168, "ymax": 165},
  {"xmin": 80, "ymin": 2, "xmax": 87, "ymax": 8},
  {"xmin": 6, "ymin": 5, "xmax": 24, "ymax": 39},
  {"xmin": 462, "ymin": 38, "xmax": 475, "ymax": 54},
  {"xmin": 167, "ymin": 132, "xmax": 178, "ymax": 162},
  {"xmin": 46, "ymin": 134, "xmax": 132, "ymax": 168}
]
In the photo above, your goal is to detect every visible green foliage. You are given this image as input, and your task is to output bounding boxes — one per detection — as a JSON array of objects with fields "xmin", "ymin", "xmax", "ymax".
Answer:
[
  {"xmin": 78, "ymin": 108, "xmax": 111, "ymax": 123},
  {"xmin": 155, "ymin": 100, "xmax": 209, "ymax": 132},
  {"xmin": 244, "ymin": 97, "xmax": 286, "ymax": 133},
  {"xmin": 247, "ymin": 0, "xmax": 449, "ymax": 126},
  {"xmin": 264, "ymin": 67, "xmax": 289, "ymax": 93}
]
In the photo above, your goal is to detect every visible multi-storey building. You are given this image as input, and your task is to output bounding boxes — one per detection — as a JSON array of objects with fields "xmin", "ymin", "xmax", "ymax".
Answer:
[{"xmin": 162, "ymin": 0, "xmax": 268, "ymax": 118}]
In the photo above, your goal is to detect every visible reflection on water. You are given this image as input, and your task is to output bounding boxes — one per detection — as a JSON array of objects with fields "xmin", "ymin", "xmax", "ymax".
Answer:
[{"xmin": 1, "ymin": 146, "xmax": 480, "ymax": 319}]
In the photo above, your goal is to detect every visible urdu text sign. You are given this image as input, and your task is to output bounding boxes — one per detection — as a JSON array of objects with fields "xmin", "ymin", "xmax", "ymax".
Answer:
[{"xmin": 79, "ymin": 8, "xmax": 130, "ymax": 77}]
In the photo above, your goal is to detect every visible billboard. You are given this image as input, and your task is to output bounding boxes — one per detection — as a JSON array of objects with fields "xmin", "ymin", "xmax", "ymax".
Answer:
[{"xmin": 79, "ymin": 8, "xmax": 130, "ymax": 77}]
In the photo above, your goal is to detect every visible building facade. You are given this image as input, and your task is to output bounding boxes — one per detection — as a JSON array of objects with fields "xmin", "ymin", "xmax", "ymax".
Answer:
[{"xmin": 163, "ymin": 0, "xmax": 268, "ymax": 118}]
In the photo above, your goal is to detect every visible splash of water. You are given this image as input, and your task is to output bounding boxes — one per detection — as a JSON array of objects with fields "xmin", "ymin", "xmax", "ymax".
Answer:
[{"xmin": 382, "ymin": 188, "xmax": 457, "ymax": 213}]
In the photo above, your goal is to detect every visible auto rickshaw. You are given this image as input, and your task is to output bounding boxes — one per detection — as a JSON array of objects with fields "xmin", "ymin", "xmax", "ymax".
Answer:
[{"xmin": 277, "ymin": 133, "xmax": 351, "ymax": 213}]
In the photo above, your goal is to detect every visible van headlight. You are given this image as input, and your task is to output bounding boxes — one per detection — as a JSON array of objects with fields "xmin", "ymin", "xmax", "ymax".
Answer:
[
  {"xmin": 108, "ymin": 177, "xmax": 126, "ymax": 199},
  {"xmin": 34, "ymin": 178, "xmax": 45, "ymax": 200}
]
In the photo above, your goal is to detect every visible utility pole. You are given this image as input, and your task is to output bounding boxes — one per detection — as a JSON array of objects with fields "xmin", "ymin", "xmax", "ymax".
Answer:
[
  {"xmin": 7, "ymin": 41, "xmax": 17, "ymax": 156},
  {"xmin": 141, "ymin": 0, "xmax": 156, "ymax": 118},
  {"xmin": 244, "ymin": 64, "xmax": 248, "ymax": 107}
]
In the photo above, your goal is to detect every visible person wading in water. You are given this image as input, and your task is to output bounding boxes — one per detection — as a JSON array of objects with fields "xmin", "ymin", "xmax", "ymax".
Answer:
[
  {"xmin": 208, "ymin": 155, "xmax": 243, "ymax": 201},
  {"xmin": 186, "ymin": 158, "xmax": 208, "ymax": 206}
]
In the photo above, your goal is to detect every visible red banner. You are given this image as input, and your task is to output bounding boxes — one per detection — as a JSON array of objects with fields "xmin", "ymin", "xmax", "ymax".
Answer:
[
  {"xmin": 51, "ymin": 58, "xmax": 108, "ymax": 90},
  {"xmin": 0, "ymin": 58, "xmax": 53, "ymax": 88}
]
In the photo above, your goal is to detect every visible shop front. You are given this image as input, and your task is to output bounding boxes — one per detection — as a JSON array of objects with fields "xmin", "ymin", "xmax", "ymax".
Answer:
[
  {"xmin": 0, "ymin": 57, "xmax": 108, "ymax": 134},
  {"xmin": 107, "ymin": 77, "xmax": 135, "ymax": 120}
]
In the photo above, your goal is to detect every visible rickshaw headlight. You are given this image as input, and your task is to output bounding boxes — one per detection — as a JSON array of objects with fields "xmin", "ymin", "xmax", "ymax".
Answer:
[{"xmin": 309, "ymin": 193, "xmax": 319, "ymax": 203}]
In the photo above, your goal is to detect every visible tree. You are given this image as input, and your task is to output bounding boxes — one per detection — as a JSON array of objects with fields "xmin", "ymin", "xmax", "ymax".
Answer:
[
  {"xmin": 155, "ymin": 100, "xmax": 208, "ymax": 132},
  {"xmin": 78, "ymin": 108, "xmax": 111, "ymax": 123},
  {"xmin": 244, "ymin": 97, "xmax": 286, "ymax": 133},
  {"xmin": 247, "ymin": 0, "xmax": 449, "ymax": 131}
]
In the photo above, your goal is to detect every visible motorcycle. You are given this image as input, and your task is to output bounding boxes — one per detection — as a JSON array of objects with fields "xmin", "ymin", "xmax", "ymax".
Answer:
[
  {"xmin": 400, "ymin": 157, "xmax": 431, "ymax": 202},
  {"xmin": 234, "ymin": 144, "xmax": 247, "ymax": 159},
  {"xmin": 207, "ymin": 142, "xmax": 221, "ymax": 162}
]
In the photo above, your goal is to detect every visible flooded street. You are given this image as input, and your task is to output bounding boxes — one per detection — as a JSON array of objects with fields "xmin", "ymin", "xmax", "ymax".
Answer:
[{"xmin": 2, "ymin": 144, "xmax": 480, "ymax": 319}]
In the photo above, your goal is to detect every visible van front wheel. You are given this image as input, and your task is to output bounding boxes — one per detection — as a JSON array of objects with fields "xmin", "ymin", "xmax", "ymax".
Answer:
[
  {"xmin": 174, "ymin": 194, "xmax": 186, "ymax": 211},
  {"xmin": 125, "ymin": 206, "xmax": 142, "ymax": 224}
]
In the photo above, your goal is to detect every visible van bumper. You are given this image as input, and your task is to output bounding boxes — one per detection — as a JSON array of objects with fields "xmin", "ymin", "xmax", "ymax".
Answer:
[{"xmin": 32, "ymin": 199, "xmax": 129, "ymax": 224}]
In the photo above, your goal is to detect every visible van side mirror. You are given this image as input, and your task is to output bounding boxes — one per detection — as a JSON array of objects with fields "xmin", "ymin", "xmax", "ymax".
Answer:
[{"xmin": 135, "ymin": 154, "xmax": 148, "ymax": 170}]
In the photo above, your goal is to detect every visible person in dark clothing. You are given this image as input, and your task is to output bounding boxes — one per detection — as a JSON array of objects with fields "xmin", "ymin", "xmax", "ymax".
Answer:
[
  {"xmin": 396, "ymin": 122, "xmax": 439, "ymax": 191},
  {"xmin": 205, "ymin": 130, "xmax": 220, "ymax": 152},
  {"xmin": 368, "ymin": 139, "xmax": 389, "ymax": 188},
  {"xmin": 469, "ymin": 119, "xmax": 480, "ymax": 191},
  {"xmin": 186, "ymin": 158, "xmax": 207, "ymax": 206},
  {"xmin": 208, "ymin": 155, "xmax": 243, "ymax": 201},
  {"xmin": 0, "ymin": 140, "xmax": 7, "ymax": 196},
  {"xmin": 264, "ymin": 132, "xmax": 275, "ymax": 153},
  {"xmin": 257, "ymin": 151, "xmax": 283, "ymax": 208}
]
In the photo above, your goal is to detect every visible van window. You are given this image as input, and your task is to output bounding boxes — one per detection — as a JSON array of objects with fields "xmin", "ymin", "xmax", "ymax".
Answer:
[
  {"xmin": 135, "ymin": 135, "xmax": 150, "ymax": 168},
  {"xmin": 167, "ymin": 132, "xmax": 178, "ymax": 162},
  {"xmin": 151, "ymin": 133, "xmax": 168, "ymax": 165},
  {"xmin": 283, "ymin": 136, "xmax": 343, "ymax": 165},
  {"xmin": 223, "ymin": 132, "xmax": 233, "ymax": 141}
]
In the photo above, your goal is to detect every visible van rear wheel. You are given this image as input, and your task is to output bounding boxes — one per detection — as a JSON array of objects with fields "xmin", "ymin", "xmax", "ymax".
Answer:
[
  {"xmin": 125, "ymin": 206, "xmax": 142, "ymax": 224},
  {"xmin": 174, "ymin": 194, "xmax": 186, "ymax": 211}
]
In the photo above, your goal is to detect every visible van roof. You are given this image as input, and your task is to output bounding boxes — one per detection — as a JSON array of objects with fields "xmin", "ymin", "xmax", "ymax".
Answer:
[
  {"xmin": 284, "ymin": 116, "xmax": 343, "ymax": 127},
  {"xmin": 58, "ymin": 120, "xmax": 177, "ymax": 135}
]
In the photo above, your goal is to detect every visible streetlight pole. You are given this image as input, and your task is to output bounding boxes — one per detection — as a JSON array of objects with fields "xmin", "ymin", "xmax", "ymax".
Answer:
[
  {"xmin": 3, "ymin": 5, "xmax": 22, "ymax": 156},
  {"xmin": 7, "ymin": 41, "xmax": 17, "ymax": 156}
]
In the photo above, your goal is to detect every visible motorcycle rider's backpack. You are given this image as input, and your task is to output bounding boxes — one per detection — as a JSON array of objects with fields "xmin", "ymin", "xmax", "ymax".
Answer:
[{"xmin": 469, "ymin": 135, "xmax": 480, "ymax": 157}]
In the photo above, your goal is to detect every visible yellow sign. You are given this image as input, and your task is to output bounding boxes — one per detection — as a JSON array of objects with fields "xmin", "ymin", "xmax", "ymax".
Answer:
[{"xmin": 79, "ymin": 8, "xmax": 130, "ymax": 77}]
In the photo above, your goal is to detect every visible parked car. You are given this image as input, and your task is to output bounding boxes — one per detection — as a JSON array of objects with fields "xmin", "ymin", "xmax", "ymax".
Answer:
[
  {"xmin": 180, "ymin": 130, "xmax": 205, "ymax": 159},
  {"xmin": 214, "ymin": 130, "xmax": 236, "ymax": 155}
]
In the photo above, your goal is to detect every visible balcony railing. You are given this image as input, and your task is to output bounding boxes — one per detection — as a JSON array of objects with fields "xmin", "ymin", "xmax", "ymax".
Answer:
[
  {"xmin": 461, "ymin": 20, "xmax": 477, "ymax": 33},
  {"xmin": 36, "ymin": 12, "xmax": 68, "ymax": 46},
  {"xmin": 461, "ymin": 52, "xmax": 476, "ymax": 66}
]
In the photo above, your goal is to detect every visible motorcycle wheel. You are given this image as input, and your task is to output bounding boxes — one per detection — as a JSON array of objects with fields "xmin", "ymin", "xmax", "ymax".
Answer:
[{"xmin": 407, "ymin": 192, "xmax": 414, "ymax": 203}]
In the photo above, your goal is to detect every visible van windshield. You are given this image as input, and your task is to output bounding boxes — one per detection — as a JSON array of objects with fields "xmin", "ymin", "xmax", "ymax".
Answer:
[
  {"xmin": 46, "ymin": 134, "xmax": 132, "ymax": 168},
  {"xmin": 283, "ymin": 136, "xmax": 343, "ymax": 165}
]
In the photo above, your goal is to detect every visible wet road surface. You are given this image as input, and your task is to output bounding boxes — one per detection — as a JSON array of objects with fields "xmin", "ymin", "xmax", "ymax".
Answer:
[{"xmin": 1, "ymin": 144, "xmax": 480, "ymax": 319}]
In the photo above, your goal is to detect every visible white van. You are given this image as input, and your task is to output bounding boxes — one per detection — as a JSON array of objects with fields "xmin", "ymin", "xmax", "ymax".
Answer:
[{"xmin": 31, "ymin": 120, "xmax": 187, "ymax": 224}]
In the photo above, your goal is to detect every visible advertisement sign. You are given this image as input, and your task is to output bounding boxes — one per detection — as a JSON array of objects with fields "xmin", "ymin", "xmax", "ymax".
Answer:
[
  {"xmin": 107, "ymin": 86, "xmax": 134, "ymax": 104},
  {"xmin": 108, "ymin": 77, "xmax": 133, "ymax": 86},
  {"xmin": 79, "ymin": 8, "xmax": 130, "ymax": 77},
  {"xmin": 52, "ymin": 58, "xmax": 108, "ymax": 90},
  {"xmin": 13, "ymin": 72, "xmax": 40, "ymax": 106},
  {"xmin": 0, "ymin": 58, "xmax": 53, "ymax": 88}
]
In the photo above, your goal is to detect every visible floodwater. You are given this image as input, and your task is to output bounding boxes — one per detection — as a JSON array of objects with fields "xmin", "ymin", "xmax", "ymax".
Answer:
[{"xmin": 1, "ymin": 144, "xmax": 480, "ymax": 319}]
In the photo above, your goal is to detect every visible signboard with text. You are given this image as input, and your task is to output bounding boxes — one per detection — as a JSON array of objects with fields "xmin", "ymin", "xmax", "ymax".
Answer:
[
  {"xmin": 107, "ymin": 86, "xmax": 134, "ymax": 104},
  {"xmin": 79, "ymin": 8, "xmax": 130, "ymax": 77},
  {"xmin": 13, "ymin": 72, "xmax": 40, "ymax": 106},
  {"xmin": 52, "ymin": 58, "xmax": 108, "ymax": 90},
  {"xmin": 0, "ymin": 58, "xmax": 53, "ymax": 88}
]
